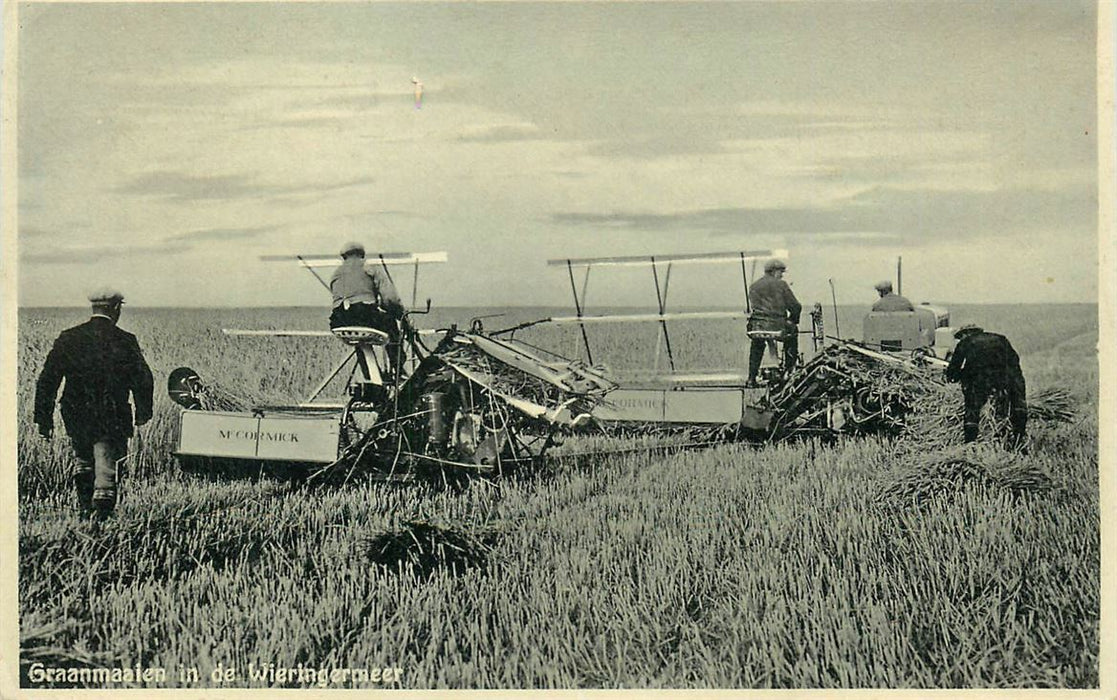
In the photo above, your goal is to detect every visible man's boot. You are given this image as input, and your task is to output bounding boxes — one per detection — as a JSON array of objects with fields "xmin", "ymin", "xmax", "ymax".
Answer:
[
  {"xmin": 1007, "ymin": 425, "xmax": 1029, "ymax": 454},
  {"xmin": 747, "ymin": 340, "xmax": 764, "ymax": 388},
  {"xmin": 91, "ymin": 441, "xmax": 120, "ymax": 519},
  {"xmin": 963, "ymin": 421, "xmax": 979, "ymax": 443},
  {"xmin": 73, "ymin": 469, "xmax": 94, "ymax": 515},
  {"xmin": 92, "ymin": 488, "xmax": 116, "ymax": 519},
  {"xmin": 1010, "ymin": 407, "xmax": 1029, "ymax": 454}
]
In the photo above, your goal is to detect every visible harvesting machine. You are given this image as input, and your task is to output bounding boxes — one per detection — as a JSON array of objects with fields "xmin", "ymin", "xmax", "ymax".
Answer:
[
  {"xmin": 488, "ymin": 251, "xmax": 960, "ymax": 442},
  {"xmin": 168, "ymin": 251, "xmax": 616, "ymax": 480},
  {"xmin": 167, "ymin": 248, "xmax": 960, "ymax": 481}
]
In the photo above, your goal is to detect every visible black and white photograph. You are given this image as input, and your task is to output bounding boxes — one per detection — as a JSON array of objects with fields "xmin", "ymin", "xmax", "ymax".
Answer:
[{"xmin": 3, "ymin": 0, "xmax": 1113, "ymax": 692}]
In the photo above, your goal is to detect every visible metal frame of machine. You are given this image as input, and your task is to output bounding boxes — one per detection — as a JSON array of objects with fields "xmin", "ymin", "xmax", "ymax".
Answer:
[
  {"xmin": 170, "ymin": 251, "xmax": 616, "ymax": 479},
  {"xmin": 173, "ymin": 252, "xmax": 451, "ymax": 467},
  {"xmin": 168, "ymin": 248, "xmax": 960, "ymax": 480},
  {"xmin": 487, "ymin": 250, "xmax": 824, "ymax": 431}
]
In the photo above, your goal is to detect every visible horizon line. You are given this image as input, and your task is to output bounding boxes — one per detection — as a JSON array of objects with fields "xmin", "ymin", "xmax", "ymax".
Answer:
[{"xmin": 16, "ymin": 301, "xmax": 1102, "ymax": 310}]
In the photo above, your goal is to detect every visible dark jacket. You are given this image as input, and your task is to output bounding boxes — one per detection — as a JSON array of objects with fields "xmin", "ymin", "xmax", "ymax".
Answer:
[
  {"xmin": 945, "ymin": 331, "xmax": 1021, "ymax": 385},
  {"xmin": 748, "ymin": 274, "xmax": 802, "ymax": 326},
  {"xmin": 34, "ymin": 317, "xmax": 154, "ymax": 443}
]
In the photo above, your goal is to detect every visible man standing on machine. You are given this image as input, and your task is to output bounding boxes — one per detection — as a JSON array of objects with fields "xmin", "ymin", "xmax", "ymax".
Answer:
[{"xmin": 746, "ymin": 259, "xmax": 802, "ymax": 386}]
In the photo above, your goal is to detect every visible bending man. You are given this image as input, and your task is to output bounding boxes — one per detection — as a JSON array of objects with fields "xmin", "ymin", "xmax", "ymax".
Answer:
[{"xmin": 944, "ymin": 323, "xmax": 1027, "ymax": 449}]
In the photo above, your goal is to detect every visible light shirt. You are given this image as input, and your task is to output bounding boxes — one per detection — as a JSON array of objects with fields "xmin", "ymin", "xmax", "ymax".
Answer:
[
  {"xmin": 872, "ymin": 293, "xmax": 916, "ymax": 312},
  {"xmin": 329, "ymin": 257, "xmax": 402, "ymax": 309}
]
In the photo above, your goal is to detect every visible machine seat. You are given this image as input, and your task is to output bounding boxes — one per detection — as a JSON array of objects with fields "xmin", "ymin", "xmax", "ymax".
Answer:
[
  {"xmin": 331, "ymin": 326, "xmax": 391, "ymax": 346},
  {"xmin": 747, "ymin": 330, "xmax": 785, "ymax": 341}
]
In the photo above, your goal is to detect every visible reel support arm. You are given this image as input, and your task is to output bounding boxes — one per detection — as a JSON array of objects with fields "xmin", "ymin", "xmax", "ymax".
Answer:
[
  {"xmin": 305, "ymin": 351, "xmax": 359, "ymax": 404},
  {"xmin": 565, "ymin": 259, "xmax": 595, "ymax": 366},
  {"xmin": 296, "ymin": 255, "xmax": 333, "ymax": 293},
  {"xmin": 650, "ymin": 258, "xmax": 676, "ymax": 372}
]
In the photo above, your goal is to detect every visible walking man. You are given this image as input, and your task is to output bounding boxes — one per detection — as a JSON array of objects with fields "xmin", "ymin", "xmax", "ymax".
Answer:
[
  {"xmin": 747, "ymin": 259, "xmax": 802, "ymax": 386},
  {"xmin": 34, "ymin": 289, "xmax": 154, "ymax": 517},
  {"xmin": 329, "ymin": 242, "xmax": 406, "ymax": 376},
  {"xmin": 871, "ymin": 280, "xmax": 915, "ymax": 312},
  {"xmin": 944, "ymin": 323, "xmax": 1027, "ymax": 449}
]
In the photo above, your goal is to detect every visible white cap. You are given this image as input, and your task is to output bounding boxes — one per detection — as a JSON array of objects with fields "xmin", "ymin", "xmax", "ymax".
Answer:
[
  {"xmin": 88, "ymin": 287, "xmax": 125, "ymax": 305},
  {"xmin": 340, "ymin": 241, "xmax": 365, "ymax": 257}
]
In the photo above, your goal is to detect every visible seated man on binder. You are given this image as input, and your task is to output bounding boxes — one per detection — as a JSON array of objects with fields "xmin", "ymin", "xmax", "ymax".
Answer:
[{"xmin": 329, "ymin": 241, "xmax": 406, "ymax": 377}]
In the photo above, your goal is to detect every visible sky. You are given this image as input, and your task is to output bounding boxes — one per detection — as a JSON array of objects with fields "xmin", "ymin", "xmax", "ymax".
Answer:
[{"xmin": 13, "ymin": 1, "xmax": 1100, "ymax": 309}]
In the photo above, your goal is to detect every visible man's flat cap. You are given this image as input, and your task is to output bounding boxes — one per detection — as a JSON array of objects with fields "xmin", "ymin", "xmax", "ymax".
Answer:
[
  {"xmin": 88, "ymin": 287, "xmax": 125, "ymax": 304},
  {"xmin": 874, "ymin": 280, "xmax": 893, "ymax": 293},
  {"xmin": 340, "ymin": 241, "xmax": 365, "ymax": 257},
  {"xmin": 764, "ymin": 259, "xmax": 787, "ymax": 273},
  {"xmin": 954, "ymin": 323, "xmax": 983, "ymax": 339}
]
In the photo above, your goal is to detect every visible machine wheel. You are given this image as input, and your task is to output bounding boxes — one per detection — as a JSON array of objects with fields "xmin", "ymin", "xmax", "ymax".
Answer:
[
  {"xmin": 464, "ymin": 392, "xmax": 559, "ymax": 475},
  {"xmin": 910, "ymin": 347, "xmax": 932, "ymax": 363}
]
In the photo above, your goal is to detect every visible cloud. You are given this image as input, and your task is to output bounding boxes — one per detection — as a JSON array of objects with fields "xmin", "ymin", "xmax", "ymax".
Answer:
[
  {"xmin": 166, "ymin": 226, "xmax": 275, "ymax": 243},
  {"xmin": 307, "ymin": 176, "xmax": 377, "ymax": 194},
  {"xmin": 585, "ymin": 134, "xmax": 727, "ymax": 159},
  {"xmin": 574, "ymin": 108, "xmax": 916, "ymax": 161},
  {"xmin": 352, "ymin": 209, "xmax": 427, "ymax": 219},
  {"xmin": 456, "ymin": 123, "xmax": 554, "ymax": 143},
  {"xmin": 114, "ymin": 63, "xmax": 466, "ymax": 132},
  {"xmin": 115, "ymin": 170, "xmax": 376, "ymax": 202},
  {"xmin": 846, "ymin": 185, "xmax": 1096, "ymax": 239},
  {"xmin": 115, "ymin": 171, "xmax": 261, "ymax": 201},
  {"xmin": 552, "ymin": 206, "xmax": 864, "ymax": 235},
  {"xmin": 252, "ymin": 115, "xmax": 353, "ymax": 131},
  {"xmin": 784, "ymin": 154, "xmax": 986, "ymax": 186},
  {"xmin": 551, "ymin": 184, "xmax": 1096, "ymax": 243},
  {"xmin": 21, "ymin": 242, "xmax": 191, "ymax": 265},
  {"xmin": 18, "ymin": 225, "xmax": 56, "ymax": 238}
]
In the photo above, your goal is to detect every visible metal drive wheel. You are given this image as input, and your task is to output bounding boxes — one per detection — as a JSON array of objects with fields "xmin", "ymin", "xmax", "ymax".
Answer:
[{"xmin": 464, "ymin": 389, "xmax": 561, "ymax": 475}]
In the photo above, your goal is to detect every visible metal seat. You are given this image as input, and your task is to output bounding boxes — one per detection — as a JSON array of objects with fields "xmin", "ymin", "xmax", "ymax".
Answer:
[
  {"xmin": 746, "ymin": 329, "xmax": 785, "ymax": 341},
  {"xmin": 331, "ymin": 326, "xmax": 391, "ymax": 347}
]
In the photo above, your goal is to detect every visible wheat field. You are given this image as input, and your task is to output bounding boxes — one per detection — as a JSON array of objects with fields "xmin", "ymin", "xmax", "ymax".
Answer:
[{"xmin": 16, "ymin": 304, "xmax": 1099, "ymax": 688}]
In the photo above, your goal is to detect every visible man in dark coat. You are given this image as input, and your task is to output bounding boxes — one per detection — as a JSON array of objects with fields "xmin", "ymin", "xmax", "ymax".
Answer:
[
  {"xmin": 944, "ymin": 323, "xmax": 1027, "ymax": 449},
  {"xmin": 34, "ymin": 288, "xmax": 154, "ymax": 516},
  {"xmin": 747, "ymin": 258, "xmax": 802, "ymax": 386}
]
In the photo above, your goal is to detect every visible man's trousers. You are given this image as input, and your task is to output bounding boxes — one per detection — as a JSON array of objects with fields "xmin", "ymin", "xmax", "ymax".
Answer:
[
  {"xmin": 329, "ymin": 303, "xmax": 404, "ymax": 377},
  {"xmin": 72, "ymin": 437, "xmax": 126, "ymax": 515},
  {"xmin": 961, "ymin": 369, "xmax": 1028, "ymax": 447},
  {"xmin": 747, "ymin": 319, "xmax": 799, "ymax": 382}
]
